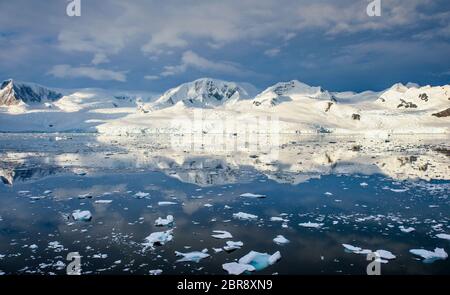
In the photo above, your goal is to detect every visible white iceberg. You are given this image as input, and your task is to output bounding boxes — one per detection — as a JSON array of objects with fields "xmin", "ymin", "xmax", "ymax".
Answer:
[
  {"xmin": 399, "ymin": 226, "xmax": 415, "ymax": 233},
  {"xmin": 375, "ymin": 249, "xmax": 396, "ymax": 260},
  {"xmin": 134, "ymin": 191, "xmax": 149, "ymax": 198},
  {"xmin": 222, "ymin": 262, "xmax": 255, "ymax": 275},
  {"xmin": 72, "ymin": 210, "xmax": 92, "ymax": 222},
  {"xmin": 95, "ymin": 200, "xmax": 113, "ymax": 204},
  {"xmin": 154, "ymin": 215, "xmax": 174, "ymax": 227},
  {"xmin": 410, "ymin": 248, "xmax": 448, "ymax": 263},
  {"xmin": 342, "ymin": 244, "xmax": 371, "ymax": 255},
  {"xmin": 175, "ymin": 249, "xmax": 210, "ymax": 263},
  {"xmin": 211, "ymin": 230, "xmax": 233, "ymax": 239},
  {"xmin": 299, "ymin": 221, "xmax": 323, "ymax": 228},
  {"xmin": 233, "ymin": 212, "xmax": 258, "ymax": 220},
  {"xmin": 143, "ymin": 230, "xmax": 173, "ymax": 250},
  {"xmin": 223, "ymin": 241, "xmax": 243, "ymax": 252},
  {"xmin": 240, "ymin": 193, "xmax": 266, "ymax": 199},
  {"xmin": 436, "ymin": 233, "xmax": 450, "ymax": 241},
  {"xmin": 149, "ymin": 269, "xmax": 163, "ymax": 275},
  {"xmin": 273, "ymin": 235, "xmax": 290, "ymax": 245},
  {"xmin": 158, "ymin": 201, "xmax": 177, "ymax": 206}
]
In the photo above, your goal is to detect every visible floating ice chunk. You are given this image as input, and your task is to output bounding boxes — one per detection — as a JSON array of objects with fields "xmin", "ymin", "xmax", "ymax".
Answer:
[
  {"xmin": 93, "ymin": 254, "xmax": 108, "ymax": 259},
  {"xmin": 0, "ymin": 271, "xmax": 4, "ymax": 275},
  {"xmin": 95, "ymin": 200, "xmax": 113, "ymax": 204},
  {"xmin": 238, "ymin": 251, "xmax": 281, "ymax": 271},
  {"xmin": 436, "ymin": 233, "xmax": 450, "ymax": 241},
  {"xmin": 212, "ymin": 230, "xmax": 233, "ymax": 239},
  {"xmin": 223, "ymin": 241, "xmax": 243, "ymax": 252},
  {"xmin": 375, "ymin": 250, "xmax": 396, "ymax": 260},
  {"xmin": 149, "ymin": 269, "xmax": 163, "ymax": 275},
  {"xmin": 233, "ymin": 212, "xmax": 258, "ymax": 220},
  {"xmin": 213, "ymin": 248, "xmax": 224, "ymax": 253},
  {"xmin": 222, "ymin": 262, "xmax": 255, "ymax": 275},
  {"xmin": 360, "ymin": 182, "xmax": 368, "ymax": 187},
  {"xmin": 48, "ymin": 241, "xmax": 64, "ymax": 252},
  {"xmin": 324, "ymin": 192, "xmax": 333, "ymax": 196},
  {"xmin": 134, "ymin": 191, "xmax": 149, "ymax": 198},
  {"xmin": 78, "ymin": 193, "xmax": 92, "ymax": 199},
  {"xmin": 399, "ymin": 226, "xmax": 415, "ymax": 233},
  {"xmin": 390, "ymin": 188, "xmax": 409, "ymax": 193},
  {"xmin": 72, "ymin": 210, "xmax": 92, "ymax": 222},
  {"xmin": 175, "ymin": 249, "xmax": 210, "ymax": 263},
  {"xmin": 143, "ymin": 230, "xmax": 173, "ymax": 250},
  {"xmin": 270, "ymin": 217, "xmax": 284, "ymax": 222},
  {"xmin": 299, "ymin": 222, "xmax": 323, "ymax": 228},
  {"xmin": 273, "ymin": 235, "xmax": 290, "ymax": 245},
  {"xmin": 0, "ymin": 254, "xmax": 5, "ymax": 259},
  {"xmin": 240, "ymin": 193, "xmax": 266, "ymax": 199},
  {"xmin": 29, "ymin": 244, "xmax": 38, "ymax": 250},
  {"xmin": 342, "ymin": 244, "xmax": 362, "ymax": 253},
  {"xmin": 410, "ymin": 248, "xmax": 448, "ymax": 263},
  {"xmin": 154, "ymin": 215, "xmax": 174, "ymax": 227},
  {"xmin": 158, "ymin": 201, "xmax": 177, "ymax": 206},
  {"xmin": 224, "ymin": 205, "xmax": 232, "ymax": 209},
  {"xmin": 204, "ymin": 203, "xmax": 213, "ymax": 207}
]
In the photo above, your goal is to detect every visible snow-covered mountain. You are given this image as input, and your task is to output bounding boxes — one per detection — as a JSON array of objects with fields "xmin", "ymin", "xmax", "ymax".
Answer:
[
  {"xmin": 151, "ymin": 78, "xmax": 256, "ymax": 109},
  {"xmin": 0, "ymin": 79, "xmax": 62, "ymax": 106},
  {"xmin": 252, "ymin": 80, "xmax": 337, "ymax": 107},
  {"xmin": 0, "ymin": 77, "xmax": 448, "ymax": 134}
]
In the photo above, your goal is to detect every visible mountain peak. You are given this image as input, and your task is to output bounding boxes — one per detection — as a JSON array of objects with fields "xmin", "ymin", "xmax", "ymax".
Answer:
[
  {"xmin": 152, "ymin": 78, "xmax": 256, "ymax": 109},
  {"xmin": 253, "ymin": 80, "xmax": 336, "ymax": 107},
  {"xmin": 0, "ymin": 79, "xmax": 63, "ymax": 106}
]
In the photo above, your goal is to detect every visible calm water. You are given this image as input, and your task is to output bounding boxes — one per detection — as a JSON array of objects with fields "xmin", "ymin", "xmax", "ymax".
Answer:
[{"xmin": 0, "ymin": 133, "xmax": 449, "ymax": 275}]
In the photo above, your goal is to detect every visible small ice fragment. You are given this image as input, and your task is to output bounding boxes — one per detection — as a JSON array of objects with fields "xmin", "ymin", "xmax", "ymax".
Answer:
[
  {"xmin": 360, "ymin": 182, "xmax": 368, "ymax": 187},
  {"xmin": 233, "ymin": 212, "xmax": 258, "ymax": 220},
  {"xmin": 223, "ymin": 241, "xmax": 243, "ymax": 252},
  {"xmin": 399, "ymin": 226, "xmax": 415, "ymax": 233},
  {"xmin": 204, "ymin": 203, "xmax": 213, "ymax": 207},
  {"xmin": 342, "ymin": 244, "xmax": 362, "ymax": 253},
  {"xmin": 224, "ymin": 205, "xmax": 232, "ymax": 209},
  {"xmin": 375, "ymin": 250, "xmax": 396, "ymax": 260},
  {"xmin": 270, "ymin": 217, "xmax": 284, "ymax": 222},
  {"xmin": 222, "ymin": 262, "xmax": 255, "ymax": 275},
  {"xmin": 240, "ymin": 193, "xmax": 266, "ymax": 199},
  {"xmin": 324, "ymin": 192, "xmax": 333, "ymax": 196},
  {"xmin": 298, "ymin": 222, "xmax": 323, "ymax": 229},
  {"xmin": 154, "ymin": 215, "xmax": 174, "ymax": 227},
  {"xmin": 436, "ymin": 233, "xmax": 450, "ymax": 241},
  {"xmin": 95, "ymin": 200, "xmax": 113, "ymax": 204},
  {"xmin": 213, "ymin": 248, "xmax": 224, "ymax": 253},
  {"xmin": 29, "ymin": 244, "xmax": 38, "ymax": 250},
  {"xmin": 410, "ymin": 248, "xmax": 448, "ymax": 263},
  {"xmin": 72, "ymin": 210, "xmax": 92, "ymax": 222},
  {"xmin": 149, "ymin": 269, "xmax": 163, "ymax": 275},
  {"xmin": 143, "ymin": 230, "xmax": 173, "ymax": 250},
  {"xmin": 238, "ymin": 251, "xmax": 281, "ymax": 271},
  {"xmin": 175, "ymin": 249, "xmax": 210, "ymax": 263},
  {"xmin": 78, "ymin": 193, "xmax": 92, "ymax": 199},
  {"xmin": 158, "ymin": 201, "xmax": 177, "ymax": 206},
  {"xmin": 134, "ymin": 192, "xmax": 150, "ymax": 198},
  {"xmin": 211, "ymin": 230, "xmax": 233, "ymax": 239},
  {"xmin": 273, "ymin": 235, "xmax": 290, "ymax": 245}
]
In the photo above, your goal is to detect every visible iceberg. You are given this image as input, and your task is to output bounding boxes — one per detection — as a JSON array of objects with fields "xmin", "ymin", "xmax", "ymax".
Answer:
[
  {"xmin": 273, "ymin": 235, "xmax": 290, "ymax": 245},
  {"xmin": 175, "ymin": 249, "xmax": 210, "ymax": 263},
  {"xmin": 222, "ymin": 251, "xmax": 281, "ymax": 275},
  {"xmin": 158, "ymin": 201, "xmax": 177, "ymax": 206},
  {"xmin": 143, "ymin": 230, "xmax": 173, "ymax": 250},
  {"xmin": 222, "ymin": 262, "xmax": 255, "ymax": 275},
  {"xmin": 240, "ymin": 193, "xmax": 266, "ymax": 199},
  {"xmin": 72, "ymin": 210, "xmax": 92, "ymax": 222},
  {"xmin": 233, "ymin": 212, "xmax": 258, "ymax": 220},
  {"xmin": 399, "ymin": 226, "xmax": 415, "ymax": 233},
  {"xmin": 134, "ymin": 191, "xmax": 150, "ymax": 198},
  {"xmin": 211, "ymin": 230, "xmax": 233, "ymax": 239},
  {"xmin": 436, "ymin": 233, "xmax": 450, "ymax": 241},
  {"xmin": 298, "ymin": 221, "xmax": 323, "ymax": 228},
  {"xmin": 223, "ymin": 241, "xmax": 243, "ymax": 252},
  {"xmin": 154, "ymin": 215, "xmax": 174, "ymax": 227},
  {"xmin": 95, "ymin": 200, "xmax": 113, "ymax": 204},
  {"xmin": 410, "ymin": 248, "xmax": 448, "ymax": 263}
]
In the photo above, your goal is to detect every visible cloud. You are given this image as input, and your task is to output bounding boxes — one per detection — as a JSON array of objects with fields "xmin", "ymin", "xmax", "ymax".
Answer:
[
  {"xmin": 144, "ymin": 75, "xmax": 160, "ymax": 80},
  {"xmin": 161, "ymin": 51, "xmax": 248, "ymax": 77},
  {"xmin": 48, "ymin": 64, "xmax": 127, "ymax": 82},
  {"xmin": 264, "ymin": 48, "xmax": 281, "ymax": 57},
  {"xmin": 91, "ymin": 53, "xmax": 110, "ymax": 65}
]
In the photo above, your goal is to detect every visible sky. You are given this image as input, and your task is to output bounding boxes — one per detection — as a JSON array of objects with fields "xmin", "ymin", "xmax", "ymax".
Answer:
[{"xmin": 0, "ymin": 0, "xmax": 449, "ymax": 93}]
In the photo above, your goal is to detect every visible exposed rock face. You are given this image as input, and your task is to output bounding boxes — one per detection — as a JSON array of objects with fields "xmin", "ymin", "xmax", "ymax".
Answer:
[
  {"xmin": 0, "ymin": 79, "xmax": 62, "ymax": 106},
  {"xmin": 352, "ymin": 114, "xmax": 361, "ymax": 120},
  {"xmin": 432, "ymin": 108, "xmax": 450, "ymax": 118}
]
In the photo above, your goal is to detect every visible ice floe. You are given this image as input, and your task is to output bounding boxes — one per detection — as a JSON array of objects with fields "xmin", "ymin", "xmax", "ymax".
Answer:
[
  {"xmin": 233, "ymin": 212, "xmax": 258, "ymax": 220},
  {"xmin": 399, "ymin": 226, "xmax": 415, "ymax": 233},
  {"xmin": 158, "ymin": 201, "xmax": 177, "ymax": 206},
  {"xmin": 273, "ymin": 235, "xmax": 290, "ymax": 245},
  {"xmin": 211, "ymin": 230, "xmax": 233, "ymax": 239},
  {"xmin": 134, "ymin": 191, "xmax": 150, "ymax": 198},
  {"xmin": 298, "ymin": 222, "xmax": 323, "ymax": 228},
  {"xmin": 410, "ymin": 248, "xmax": 448, "ymax": 263},
  {"xmin": 222, "ymin": 251, "xmax": 282, "ymax": 275},
  {"xmin": 436, "ymin": 233, "xmax": 450, "ymax": 241},
  {"xmin": 175, "ymin": 249, "xmax": 210, "ymax": 263},
  {"xmin": 240, "ymin": 193, "xmax": 266, "ymax": 199},
  {"xmin": 223, "ymin": 241, "xmax": 243, "ymax": 252},
  {"xmin": 143, "ymin": 230, "xmax": 173, "ymax": 250},
  {"xmin": 149, "ymin": 269, "xmax": 163, "ymax": 275},
  {"xmin": 154, "ymin": 215, "xmax": 174, "ymax": 227},
  {"xmin": 95, "ymin": 200, "xmax": 113, "ymax": 204},
  {"xmin": 72, "ymin": 210, "xmax": 92, "ymax": 222}
]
